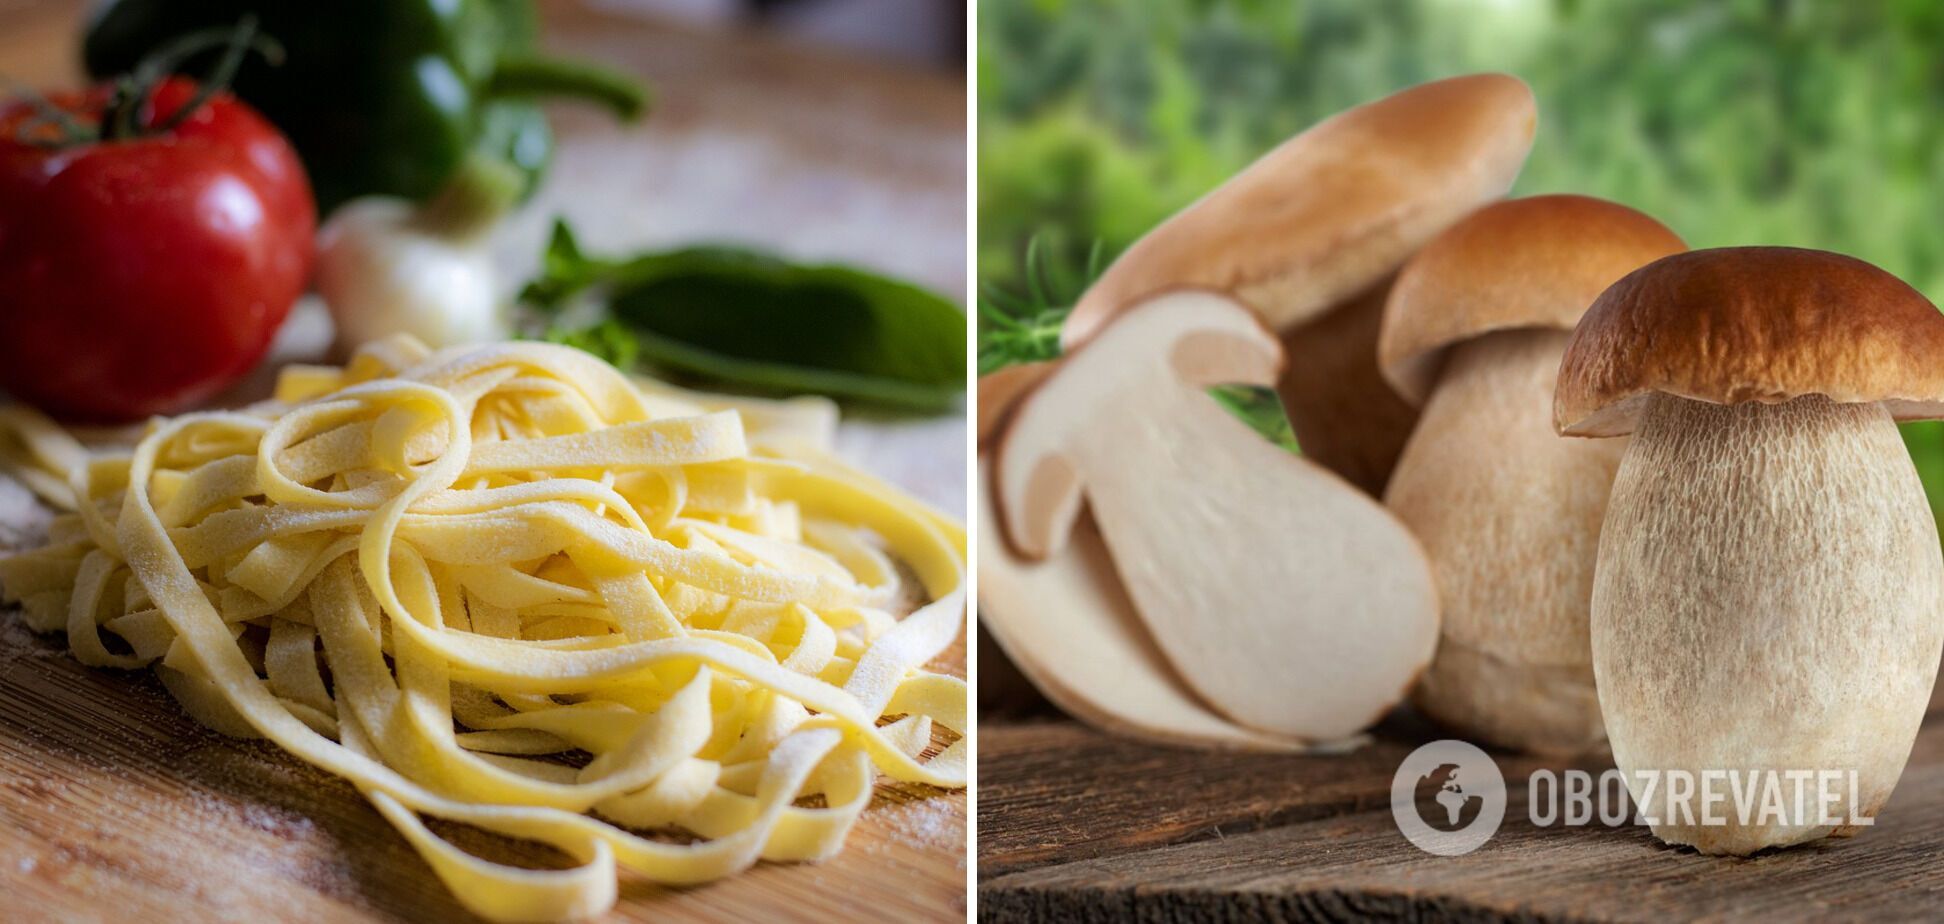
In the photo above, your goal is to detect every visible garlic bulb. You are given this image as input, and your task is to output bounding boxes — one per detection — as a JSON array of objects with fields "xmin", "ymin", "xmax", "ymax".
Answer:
[{"xmin": 314, "ymin": 156, "xmax": 520, "ymax": 352}]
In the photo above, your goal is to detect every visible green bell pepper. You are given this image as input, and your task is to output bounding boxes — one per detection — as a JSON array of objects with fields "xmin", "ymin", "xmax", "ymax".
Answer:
[{"xmin": 83, "ymin": 0, "xmax": 648, "ymax": 214}]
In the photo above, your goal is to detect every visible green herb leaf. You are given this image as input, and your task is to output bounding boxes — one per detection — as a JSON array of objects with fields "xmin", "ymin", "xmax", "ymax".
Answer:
[
  {"xmin": 542, "ymin": 318, "xmax": 638, "ymax": 369},
  {"xmin": 521, "ymin": 220, "xmax": 966, "ymax": 412},
  {"xmin": 976, "ymin": 233, "xmax": 1094, "ymax": 373},
  {"xmin": 522, "ymin": 219, "xmax": 598, "ymax": 310},
  {"xmin": 980, "ymin": 234, "xmax": 1300, "ymax": 454},
  {"xmin": 1207, "ymin": 385, "xmax": 1301, "ymax": 455}
]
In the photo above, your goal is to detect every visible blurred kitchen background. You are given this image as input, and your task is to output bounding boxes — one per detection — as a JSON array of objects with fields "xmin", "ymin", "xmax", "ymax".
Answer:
[
  {"xmin": 594, "ymin": 0, "xmax": 962, "ymax": 63},
  {"xmin": 978, "ymin": 0, "xmax": 1944, "ymax": 519},
  {"xmin": 1, "ymin": 0, "xmax": 965, "ymax": 66},
  {"xmin": 0, "ymin": 0, "xmax": 969, "ymax": 513}
]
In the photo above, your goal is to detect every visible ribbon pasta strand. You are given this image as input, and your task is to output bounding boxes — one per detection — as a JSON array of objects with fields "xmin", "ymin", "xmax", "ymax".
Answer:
[{"xmin": 0, "ymin": 338, "xmax": 966, "ymax": 922}]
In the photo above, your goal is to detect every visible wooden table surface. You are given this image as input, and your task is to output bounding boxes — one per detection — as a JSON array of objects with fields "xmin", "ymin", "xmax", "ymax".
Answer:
[
  {"xmin": 978, "ymin": 715, "xmax": 1944, "ymax": 922},
  {"xmin": 0, "ymin": 2, "xmax": 969, "ymax": 921}
]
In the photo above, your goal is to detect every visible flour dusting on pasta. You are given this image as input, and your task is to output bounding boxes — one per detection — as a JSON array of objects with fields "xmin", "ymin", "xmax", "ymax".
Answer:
[{"xmin": 0, "ymin": 336, "xmax": 966, "ymax": 922}]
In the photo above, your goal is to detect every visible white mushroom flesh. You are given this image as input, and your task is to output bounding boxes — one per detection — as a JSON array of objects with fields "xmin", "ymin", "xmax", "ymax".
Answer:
[
  {"xmin": 1593, "ymin": 392, "xmax": 1944, "ymax": 854},
  {"xmin": 1387, "ymin": 328, "xmax": 1622, "ymax": 754}
]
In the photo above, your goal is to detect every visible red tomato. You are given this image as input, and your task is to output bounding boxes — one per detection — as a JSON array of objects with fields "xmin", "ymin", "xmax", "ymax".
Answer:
[{"xmin": 0, "ymin": 77, "xmax": 314, "ymax": 421}]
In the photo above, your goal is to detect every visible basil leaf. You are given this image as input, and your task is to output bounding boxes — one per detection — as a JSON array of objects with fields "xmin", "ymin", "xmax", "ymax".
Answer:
[
  {"xmin": 523, "ymin": 220, "xmax": 966, "ymax": 412},
  {"xmin": 523, "ymin": 220, "xmax": 603, "ymax": 309},
  {"xmin": 619, "ymin": 326, "xmax": 962, "ymax": 411}
]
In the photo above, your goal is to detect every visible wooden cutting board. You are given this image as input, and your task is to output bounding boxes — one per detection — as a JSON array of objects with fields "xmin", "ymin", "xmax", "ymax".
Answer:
[
  {"xmin": 0, "ymin": 3, "xmax": 968, "ymax": 921},
  {"xmin": 0, "ymin": 617, "xmax": 967, "ymax": 923},
  {"xmin": 978, "ymin": 716, "xmax": 1944, "ymax": 921}
]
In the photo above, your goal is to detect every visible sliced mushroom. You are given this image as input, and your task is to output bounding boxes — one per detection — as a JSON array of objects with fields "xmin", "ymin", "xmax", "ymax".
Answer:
[
  {"xmin": 977, "ymin": 361, "xmax": 1053, "ymax": 449},
  {"xmin": 1060, "ymin": 74, "xmax": 1537, "ymax": 493},
  {"xmin": 996, "ymin": 290, "xmax": 1439, "ymax": 740},
  {"xmin": 976, "ymin": 361, "xmax": 1059, "ymax": 716},
  {"xmin": 1556, "ymin": 246, "xmax": 1944, "ymax": 854},
  {"xmin": 977, "ymin": 459, "xmax": 1309, "ymax": 750},
  {"xmin": 1377, "ymin": 195, "xmax": 1684, "ymax": 755}
]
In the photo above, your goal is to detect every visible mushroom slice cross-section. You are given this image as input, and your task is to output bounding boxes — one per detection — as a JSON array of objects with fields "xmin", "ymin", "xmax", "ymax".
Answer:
[
  {"xmin": 976, "ymin": 361, "xmax": 1054, "ymax": 449},
  {"xmin": 977, "ymin": 458, "xmax": 1313, "ymax": 751},
  {"xmin": 1556, "ymin": 245, "xmax": 1944, "ymax": 855},
  {"xmin": 996, "ymin": 289, "xmax": 1440, "ymax": 740},
  {"xmin": 1377, "ymin": 195, "xmax": 1685, "ymax": 755}
]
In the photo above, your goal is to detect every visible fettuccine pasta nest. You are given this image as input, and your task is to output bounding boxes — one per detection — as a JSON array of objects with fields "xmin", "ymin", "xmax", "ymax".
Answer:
[{"xmin": 0, "ymin": 337, "xmax": 966, "ymax": 922}]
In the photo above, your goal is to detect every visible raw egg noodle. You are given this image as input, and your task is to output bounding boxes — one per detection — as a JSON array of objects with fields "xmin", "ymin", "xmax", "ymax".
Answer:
[{"xmin": 0, "ymin": 337, "xmax": 966, "ymax": 922}]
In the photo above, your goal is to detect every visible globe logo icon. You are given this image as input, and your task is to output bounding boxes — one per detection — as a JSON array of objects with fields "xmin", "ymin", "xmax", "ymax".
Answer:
[
  {"xmin": 1391, "ymin": 740, "xmax": 1506, "ymax": 855},
  {"xmin": 1415, "ymin": 762, "xmax": 1486, "ymax": 831}
]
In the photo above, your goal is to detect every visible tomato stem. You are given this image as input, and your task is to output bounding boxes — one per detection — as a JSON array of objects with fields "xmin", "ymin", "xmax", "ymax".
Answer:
[
  {"xmin": 1, "ymin": 78, "xmax": 94, "ymax": 147},
  {"xmin": 106, "ymin": 76, "xmax": 139, "ymax": 141},
  {"xmin": 99, "ymin": 16, "xmax": 283, "ymax": 143},
  {"xmin": 153, "ymin": 20, "xmax": 284, "ymax": 135},
  {"xmin": 6, "ymin": 16, "xmax": 284, "ymax": 149}
]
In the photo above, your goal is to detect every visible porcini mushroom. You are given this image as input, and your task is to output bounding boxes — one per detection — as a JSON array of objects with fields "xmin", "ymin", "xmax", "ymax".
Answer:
[
  {"xmin": 1058, "ymin": 73, "xmax": 1538, "ymax": 493},
  {"xmin": 996, "ymin": 289, "xmax": 1439, "ymax": 740},
  {"xmin": 1378, "ymin": 195, "xmax": 1684, "ymax": 755},
  {"xmin": 977, "ymin": 459, "xmax": 1309, "ymax": 750},
  {"xmin": 1556, "ymin": 246, "xmax": 1944, "ymax": 854}
]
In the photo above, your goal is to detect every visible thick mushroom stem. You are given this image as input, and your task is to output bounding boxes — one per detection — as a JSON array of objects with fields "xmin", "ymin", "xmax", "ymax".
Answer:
[
  {"xmin": 1386, "ymin": 329, "xmax": 1622, "ymax": 754},
  {"xmin": 1279, "ymin": 278, "xmax": 1419, "ymax": 496},
  {"xmin": 1593, "ymin": 393, "xmax": 1944, "ymax": 855},
  {"xmin": 1061, "ymin": 375, "xmax": 1432, "ymax": 738}
]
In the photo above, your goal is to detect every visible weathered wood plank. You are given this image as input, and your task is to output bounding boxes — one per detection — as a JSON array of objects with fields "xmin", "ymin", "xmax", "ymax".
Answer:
[
  {"xmin": 0, "ymin": 614, "xmax": 966, "ymax": 922},
  {"xmin": 979, "ymin": 718, "xmax": 1387, "ymax": 877},
  {"xmin": 977, "ymin": 716, "xmax": 1609, "ymax": 878},
  {"xmin": 979, "ymin": 717, "xmax": 1944, "ymax": 922}
]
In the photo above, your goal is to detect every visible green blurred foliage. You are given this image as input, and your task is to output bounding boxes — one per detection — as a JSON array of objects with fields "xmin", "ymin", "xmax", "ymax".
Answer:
[{"xmin": 978, "ymin": 0, "xmax": 1944, "ymax": 517}]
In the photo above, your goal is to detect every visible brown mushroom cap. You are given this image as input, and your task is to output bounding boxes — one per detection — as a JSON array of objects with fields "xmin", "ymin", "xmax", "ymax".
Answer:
[
  {"xmin": 1061, "ymin": 73, "xmax": 1537, "ymax": 349},
  {"xmin": 1379, "ymin": 195, "xmax": 1686, "ymax": 405},
  {"xmin": 1555, "ymin": 246, "xmax": 1944, "ymax": 437}
]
